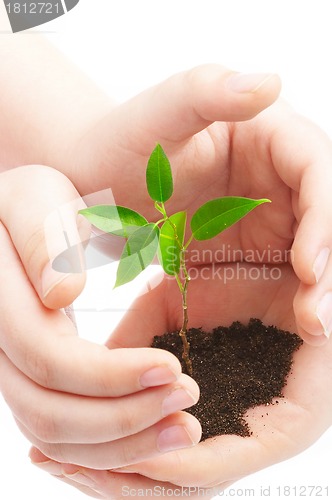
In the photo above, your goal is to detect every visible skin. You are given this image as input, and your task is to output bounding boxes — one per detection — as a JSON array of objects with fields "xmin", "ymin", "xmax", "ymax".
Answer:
[
  {"xmin": 30, "ymin": 264, "xmax": 332, "ymax": 498},
  {"xmin": 1, "ymin": 33, "xmax": 332, "ymax": 497}
]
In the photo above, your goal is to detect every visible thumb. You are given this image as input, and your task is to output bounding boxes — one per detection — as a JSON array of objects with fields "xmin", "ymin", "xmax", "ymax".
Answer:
[
  {"xmin": 0, "ymin": 165, "xmax": 89, "ymax": 309},
  {"xmin": 112, "ymin": 64, "xmax": 282, "ymax": 144}
]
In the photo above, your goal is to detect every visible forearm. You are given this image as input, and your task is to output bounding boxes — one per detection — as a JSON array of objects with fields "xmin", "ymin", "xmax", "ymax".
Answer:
[{"xmin": 0, "ymin": 32, "xmax": 112, "ymax": 175}]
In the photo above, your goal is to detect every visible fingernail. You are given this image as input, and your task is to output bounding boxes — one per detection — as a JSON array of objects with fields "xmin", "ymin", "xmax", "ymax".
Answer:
[
  {"xmin": 226, "ymin": 72, "xmax": 274, "ymax": 93},
  {"xmin": 157, "ymin": 425, "xmax": 196, "ymax": 453},
  {"xmin": 140, "ymin": 366, "xmax": 178, "ymax": 388},
  {"xmin": 162, "ymin": 388, "xmax": 197, "ymax": 417},
  {"xmin": 41, "ymin": 263, "xmax": 71, "ymax": 300},
  {"xmin": 313, "ymin": 247, "xmax": 330, "ymax": 283},
  {"xmin": 316, "ymin": 292, "xmax": 332, "ymax": 338}
]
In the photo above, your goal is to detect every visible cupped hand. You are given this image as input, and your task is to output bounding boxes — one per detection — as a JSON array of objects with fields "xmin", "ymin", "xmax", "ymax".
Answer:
[
  {"xmin": 71, "ymin": 64, "xmax": 332, "ymax": 346},
  {"xmin": 0, "ymin": 166, "xmax": 201, "ymax": 474},
  {"xmin": 34, "ymin": 65, "xmax": 332, "ymax": 496},
  {"xmin": 21, "ymin": 64, "xmax": 332, "ymax": 497},
  {"xmin": 34, "ymin": 263, "xmax": 332, "ymax": 497}
]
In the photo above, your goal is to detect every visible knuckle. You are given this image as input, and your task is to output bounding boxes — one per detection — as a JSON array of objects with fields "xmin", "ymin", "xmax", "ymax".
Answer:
[
  {"xmin": 117, "ymin": 439, "xmax": 140, "ymax": 466},
  {"xmin": 109, "ymin": 402, "xmax": 138, "ymax": 440},
  {"xmin": 90, "ymin": 349, "xmax": 120, "ymax": 396},
  {"xmin": 185, "ymin": 65, "xmax": 207, "ymax": 98},
  {"xmin": 157, "ymin": 451, "xmax": 189, "ymax": 485},
  {"xmin": 27, "ymin": 407, "xmax": 59, "ymax": 443},
  {"xmin": 117, "ymin": 408, "xmax": 138, "ymax": 439},
  {"xmin": 24, "ymin": 348, "xmax": 56, "ymax": 390},
  {"xmin": 186, "ymin": 64, "xmax": 206, "ymax": 84},
  {"xmin": 95, "ymin": 370, "xmax": 117, "ymax": 396},
  {"xmin": 186, "ymin": 64, "xmax": 228, "ymax": 89}
]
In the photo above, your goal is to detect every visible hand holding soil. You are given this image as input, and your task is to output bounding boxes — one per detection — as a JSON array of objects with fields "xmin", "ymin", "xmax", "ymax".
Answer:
[
  {"xmin": 2, "ymin": 54, "xmax": 332, "ymax": 497},
  {"xmin": 18, "ymin": 90, "xmax": 332, "ymax": 494},
  {"xmin": 107, "ymin": 262, "xmax": 332, "ymax": 487}
]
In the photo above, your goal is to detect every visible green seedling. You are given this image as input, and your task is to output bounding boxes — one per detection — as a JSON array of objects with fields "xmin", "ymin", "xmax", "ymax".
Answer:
[{"xmin": 79, "ymin": 144, "xmax": 270, "ymax": 374}]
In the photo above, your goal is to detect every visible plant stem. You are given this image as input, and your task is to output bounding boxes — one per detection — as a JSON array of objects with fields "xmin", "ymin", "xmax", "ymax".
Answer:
[
  {"xmin": 177, "ymin": 264, "xmax": 193, "ymax": 376},
  {"xmin": 184, "ymin": 234, "xmax": 194, "ymax": 250},
  {"xmin": 156, "ymin": 202, "xmax": 193, "ymax": 375},
  {"xmin": 155, "ymin": 201, "xmax": 167, "ymax": 217}
]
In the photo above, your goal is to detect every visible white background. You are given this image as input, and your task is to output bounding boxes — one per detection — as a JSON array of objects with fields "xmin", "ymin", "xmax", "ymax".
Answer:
[{"xmin": 1, "ymin": 1, "xmax": 332, "ymax": 498}]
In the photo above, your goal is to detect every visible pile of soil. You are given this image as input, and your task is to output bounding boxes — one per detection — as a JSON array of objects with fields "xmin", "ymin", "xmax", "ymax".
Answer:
[{"xmin": 152, "ymin": 318, "xmax": 303, "ymax": 440}]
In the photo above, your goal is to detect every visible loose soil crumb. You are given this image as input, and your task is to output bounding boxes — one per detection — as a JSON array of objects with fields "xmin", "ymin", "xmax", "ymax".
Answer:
[{"xmin": 152, "ymin": 318, "xmax": 303, "ymax": 440}]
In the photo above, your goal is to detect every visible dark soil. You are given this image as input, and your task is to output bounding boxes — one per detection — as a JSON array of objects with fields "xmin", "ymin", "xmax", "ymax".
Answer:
[{"xmin": 152, "ymin": 318, "xmax": 303, "ymax": 441}]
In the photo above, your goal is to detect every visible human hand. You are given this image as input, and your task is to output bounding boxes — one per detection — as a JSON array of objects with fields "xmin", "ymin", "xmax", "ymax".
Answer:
[
  {"xmin": 72, "ymin": 64, "xmax": 332, "ymax": 346},
  {"xmin": 0, "ymin": 166, "xmax": 201, "ymax": 481},
  {"xmin": 29, "ymin": 263, "xmax": 332, "ymax": 497},
  {"xmin": 31, "ymin": 64, "xmax": 332, "ymax": 497}
]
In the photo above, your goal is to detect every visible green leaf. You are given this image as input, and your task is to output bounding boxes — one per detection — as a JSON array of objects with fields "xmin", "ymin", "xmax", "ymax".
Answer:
[
  {"xmin": 158, "ymin": 211, "xmax": 187, "ymax": 275},
  {"xmin": 78, "ymin": 205, "xmax": 147, "ymax": 237},
  {"xmin": 115, "ymin": 224, "xmax": 159, "ymax": 287},
  {"xmin": 191, "ymin": 197, "xmax": 270, "ymax": 241},
  {"xmin": 146, "ymin": 144, "xmax": 173, "ymax": 202}
]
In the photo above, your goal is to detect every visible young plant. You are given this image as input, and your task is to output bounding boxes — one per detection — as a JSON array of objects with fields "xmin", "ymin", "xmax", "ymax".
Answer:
[{"xmin": 79, "ymin": 144, "xmax": 270, "ymax": 374}]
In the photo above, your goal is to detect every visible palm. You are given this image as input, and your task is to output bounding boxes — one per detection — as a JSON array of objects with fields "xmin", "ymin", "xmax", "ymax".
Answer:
[
  {"xmin": 79, "ymin": 101, "xmax": 295, "ymax": 265},
  {"xmin": 108, "ymin": 262, "xmax": 332, "ymax": 487}
]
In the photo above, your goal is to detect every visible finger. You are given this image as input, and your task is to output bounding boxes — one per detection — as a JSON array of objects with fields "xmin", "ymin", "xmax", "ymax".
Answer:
[
  {"xmin": 0, "ymin": 165, "xmax": 89, "ymax": 309},
  {"xmin": 0, "ymin": 222, "xmax": 183, "ymax": 395},
  {"xmin": 20, "ymin": 411, "xmax": 201, "ymax": 469},
  {"xmin": 291, "ymin": 159, "xmax": 332, "ymax": 287},
  {"xmin": 0, "ymin": 350, "xmax": 199, "ymax": 444},
  {"xmin": 109, "ymin": 403, "xmax": 311, "ymax": 488},
  {"xmin": 63, "ymin": 468, "xmax": 234, "ymax": 500},
  {"xmin": 294, "ymin": 277, "xmax": 332, "ymax": 346},
  {"xmin": 77, "ymin": 65, "xmax": 281, "ymax": 195},
  {"xmin": 265, "ymin": 111, "xmax": 332, "ymax": 342},
  {"xmin": 110, "ymin": 339, "xmax": 332, "ymax": 487},
  {"xmin": 269, "ymin": 111, "xmax": 332, "ymax": 287},
  {"xmin": 30, "ymin": 343, "xmax": 330, "ymax": 491},
  {"xmin": 117, "ymin": 64, "xmax": 282, "ymax": 145},
  {"xmin": 290, "ymin": 133, "xmax": 332, "ymax": 342},
  {"xmin": 29, "ymin": 449, "xmax": 103, "ymax": 499},
  {"xmin": 30, "ymin": 449, "xmax": 221, "ymax": 500}
]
